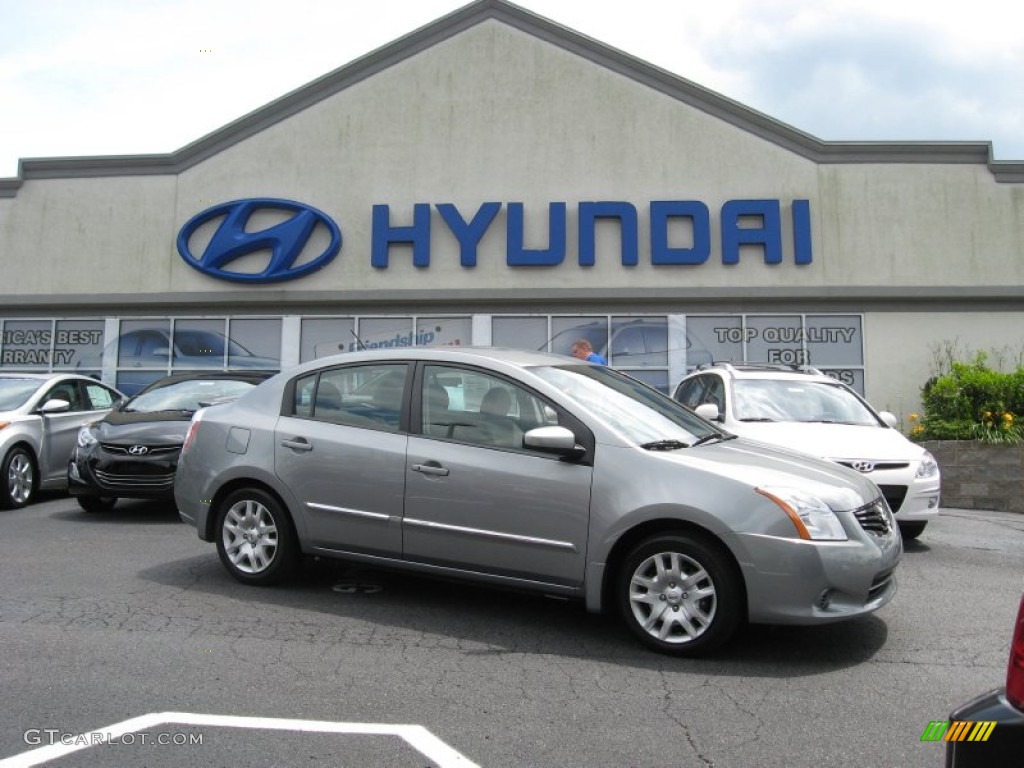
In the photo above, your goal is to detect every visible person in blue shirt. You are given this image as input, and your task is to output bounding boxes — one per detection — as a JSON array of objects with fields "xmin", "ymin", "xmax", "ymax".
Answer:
[{"xmin": 571, "ymin": 338, "xmax": 607, "ymax": 365}]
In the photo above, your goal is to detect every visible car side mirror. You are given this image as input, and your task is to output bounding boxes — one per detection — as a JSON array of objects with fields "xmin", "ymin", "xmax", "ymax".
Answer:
[
  {"xmin": 523, "ymin": 426, "xmax": 586, "ymax": 458},
  {"xmin": 39, "ymin": 398, "xmax": 71, "ymax": 414},
  {"xmin": 151, "ymin": 347, "xmax": 171, "ymax": 359},
  {"xmin": 878, "ymin": 411, "xmax": 898, "ymax": 429},
  {"xmin": 695, "ymin": 403, "xmax": 720, "ymax": 422}
]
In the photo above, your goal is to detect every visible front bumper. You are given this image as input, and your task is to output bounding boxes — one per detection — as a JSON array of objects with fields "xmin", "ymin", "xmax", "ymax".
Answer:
[
  {"xmin": 737, "ymin": 510, "xmax": 902, "ymax": 625},
  {"xmin": 68, "ymin": 446, "xmax": 179, "ymax": 499}
]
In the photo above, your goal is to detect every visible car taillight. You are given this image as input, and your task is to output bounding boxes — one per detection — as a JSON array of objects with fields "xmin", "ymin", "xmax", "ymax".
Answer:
[
  {"xmin": 1007, "ymin": 594, "xmax": 1024, "ymax": 710},
  {"xmin": 181, "ymin": 411, "xmax": 203, "ymax": 454}
]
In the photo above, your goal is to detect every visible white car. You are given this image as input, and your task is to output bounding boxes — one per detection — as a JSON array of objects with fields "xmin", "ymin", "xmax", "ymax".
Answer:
[
  {"xmin": 673, "ymin": 363, "xmax": 940, "ymax": 540},
  {"xmin": 0, "ymin": 373, "xmax": 123, "ymax": 508}
]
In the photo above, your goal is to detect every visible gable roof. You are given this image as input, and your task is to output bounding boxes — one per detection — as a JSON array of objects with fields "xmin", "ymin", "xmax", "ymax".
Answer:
[{"xmin": 2, "ymin": 0, "xmax": 1022, "ymax": 197}]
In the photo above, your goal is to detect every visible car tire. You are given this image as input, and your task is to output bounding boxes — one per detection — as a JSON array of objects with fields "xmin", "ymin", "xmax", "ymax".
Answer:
[
  {"xmin": 617, "ymin": 532, "xmax": 743, "ymax": 656},
  {"xmin": 215, "ymin": 488, "xmax": 298, "ymax": 586},
  {"xmin": 1, "ymin": 446, "xmax": 37, "ymax": 510},
  {"xmin": 77, "ymin": 496, "xmax": 117, "ymax": 513},
  {"xmin": 898, "ymin": 521, "xmax": 927, "ymax": 540}
]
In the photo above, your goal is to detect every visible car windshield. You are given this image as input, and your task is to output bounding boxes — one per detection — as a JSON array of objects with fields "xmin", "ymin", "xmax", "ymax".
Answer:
[
  {"xmin": 532, "ymin": 365, "xmax": 721, "ymax": 446},
  {"xmin": 125, "ymin": 379, "xmax": 257, "ymax": 413},
  {"xmin": 733, "ymin": 379, "xmax": 879, "ymax": 425},
  {"xmin": 0, "ymin": 378, "xmax": 43, "ymax": 411}
]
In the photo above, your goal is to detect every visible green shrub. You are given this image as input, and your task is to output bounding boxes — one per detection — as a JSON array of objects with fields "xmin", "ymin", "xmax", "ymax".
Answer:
[{"xmin": 912, "ymin": 354, "xmax": 1024, "ymax": 444}]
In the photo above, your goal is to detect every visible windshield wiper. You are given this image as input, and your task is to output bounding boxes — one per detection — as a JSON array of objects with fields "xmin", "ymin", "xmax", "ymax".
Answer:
[
  {"xmin": 692, "ymin": 432, "xmax": 737, "ymax": 447},
  {"xmin": 738, "ymin": 417, "xmax": 777, "ymax": 422},
  {"xmin": 640, "ymin": 439, "xmax": 690, "ymax": 451}
]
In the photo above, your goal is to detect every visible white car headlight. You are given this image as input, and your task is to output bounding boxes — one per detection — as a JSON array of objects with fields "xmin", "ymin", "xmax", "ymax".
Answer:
[
  {"xmin": 77, "ymin": 425, "xmax": 98, "ymax": 449},
  {"xmin": 757, "ymin": 487, "xmax": 848, "ymax": 541},
  {"xmin": 915, "ymin": 451, "xmax": 939, "ymax": 479}
]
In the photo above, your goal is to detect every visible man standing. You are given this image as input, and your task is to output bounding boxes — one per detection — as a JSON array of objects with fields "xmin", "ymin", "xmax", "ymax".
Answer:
[{"xmin": 571, "ymin": 338, "xmax": 607, "ymax": 365}]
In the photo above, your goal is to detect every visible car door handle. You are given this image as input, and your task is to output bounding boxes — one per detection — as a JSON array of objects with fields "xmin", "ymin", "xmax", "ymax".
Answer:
[
  {"xmin": 281, "ymin": 438, "xmax": 314, "ymax": 452},
  {"xmin": 411, "ymin": 462, "xmax": 449, "ymax": 477}
]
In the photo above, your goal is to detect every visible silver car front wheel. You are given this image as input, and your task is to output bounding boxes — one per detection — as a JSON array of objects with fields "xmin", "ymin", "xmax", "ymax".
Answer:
[
  {"xmin": 618, "ymin": 533, "xmax": 742, "ymax": 655},
  {"xmin": 1, "ymin": 447, "xmax": 37, "ymax": 509},
  {"xmin": 215, "ymin": 488, "xmax": 298, "ymax": 585}
]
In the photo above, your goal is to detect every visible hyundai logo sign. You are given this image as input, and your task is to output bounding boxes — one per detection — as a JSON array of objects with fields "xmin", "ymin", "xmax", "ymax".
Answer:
[
  {"xmin": 850, "ymin": 461, "xmax": 875, "ymax": 473},
  {"xmin": 177, "ymin": 199, "xmax": 342, "ymax": 283},
  {"xmin": 128, "ymin": 445, "xmax": 149, "ymax": 456}
]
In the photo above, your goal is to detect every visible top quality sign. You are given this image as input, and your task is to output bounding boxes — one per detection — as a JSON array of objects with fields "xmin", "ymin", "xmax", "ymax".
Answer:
[{"xmin": 177, "ymin": 197, "xmax": 813, "ymax": 283}]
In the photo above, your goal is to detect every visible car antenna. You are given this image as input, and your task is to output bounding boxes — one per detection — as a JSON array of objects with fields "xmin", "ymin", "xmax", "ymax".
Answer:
[{"xmin": 350, "ymin": 330, "xmax": 368, "ymax": 351}]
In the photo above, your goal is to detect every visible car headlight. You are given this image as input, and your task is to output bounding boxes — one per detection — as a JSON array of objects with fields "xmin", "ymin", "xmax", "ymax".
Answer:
[
  {"xmin": 77, "ymin": 425, "xmax": 98, "ymax": 449},
  {"xmin": 915, "ymin": 450, "xmax": 939, "ymax": 479},
  {"xmin": 757, "ymin": 487, "xmax": 848, "ymax": 541}
]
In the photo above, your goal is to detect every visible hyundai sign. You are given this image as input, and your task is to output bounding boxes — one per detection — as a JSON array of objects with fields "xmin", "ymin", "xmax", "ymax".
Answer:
[{"xmin": 178, "ymin": 198, "xmax": 812, "ymax": 283}]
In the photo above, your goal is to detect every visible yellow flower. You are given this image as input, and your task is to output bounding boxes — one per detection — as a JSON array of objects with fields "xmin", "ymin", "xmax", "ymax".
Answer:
[
  {"xmin": 911, "ymin": 425, "xmax": 925, "ymax": 436},
  {"xmin": 908, "ymin": 412, "xmax": 919, "ymax": 422}
]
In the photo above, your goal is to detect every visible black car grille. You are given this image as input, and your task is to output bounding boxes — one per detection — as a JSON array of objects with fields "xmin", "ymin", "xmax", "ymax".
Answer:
[
  {"xmin": 853, "ymin": 499, "xmax": 893, "ymax": 535},
  {"xmin": 93, "ymin": 469, "xmax": 175, "ymax": 489},
  {"xmin": 835, "ymin": 460, "xmax": 910, "ymax": 473},
  {"xmin": 100, "ymin": 443, "xmax": 181, "ymax": 456}
]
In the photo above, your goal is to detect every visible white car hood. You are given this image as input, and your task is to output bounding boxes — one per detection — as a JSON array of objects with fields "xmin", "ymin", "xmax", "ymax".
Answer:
[{"xmin": 728, "ymin": 421, "xmax": 924, "ymax": 462}]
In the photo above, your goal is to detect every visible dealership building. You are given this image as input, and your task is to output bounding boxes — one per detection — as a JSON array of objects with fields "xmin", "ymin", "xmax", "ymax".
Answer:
[{"xmin": 1, "ymin": 0, "xmax": 1022, "ymax": 412}]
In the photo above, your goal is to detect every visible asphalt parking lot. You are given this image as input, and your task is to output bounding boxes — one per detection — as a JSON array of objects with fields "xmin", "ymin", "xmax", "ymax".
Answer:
[{"xmin": 1, "ymin": 495, "xmax": 1022, "ymax": 768}]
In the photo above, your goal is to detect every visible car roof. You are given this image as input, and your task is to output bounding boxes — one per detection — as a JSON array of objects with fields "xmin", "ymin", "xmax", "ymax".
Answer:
[
  {"xmin": 688, "ymin": 362, "xmax": 836, "ymax": 382},
  {"xmin": 138, "ymin": 370, "xmax": 278, "ymax": 389},
  {"xmin": 0, "ymin": 372, "xmax": 100, "ymax": 382}
]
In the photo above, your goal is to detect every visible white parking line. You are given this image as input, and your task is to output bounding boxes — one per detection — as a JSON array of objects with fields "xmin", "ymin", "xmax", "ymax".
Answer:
[{"xmin": 1, "ymin": 712, "xmax": 480, "ymax": 768}]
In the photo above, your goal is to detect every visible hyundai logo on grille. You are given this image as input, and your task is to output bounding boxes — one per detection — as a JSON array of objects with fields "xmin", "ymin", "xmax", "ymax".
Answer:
[
  {"xmin": 177, "ymin": 198, "xmax": 342, "ymax": 283},
  {"xmin": 850, "ymin": 460, "xmax": 876, "ymax": 473},
  {"xmin": 128, "ymin": 445, "xmax": 149, "ymax": 456}
]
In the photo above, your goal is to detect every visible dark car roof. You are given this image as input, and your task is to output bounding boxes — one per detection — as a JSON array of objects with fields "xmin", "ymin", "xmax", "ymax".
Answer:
[{"xmin": 134, "ymin": 370, "xmax": 277, "ymax": 394}]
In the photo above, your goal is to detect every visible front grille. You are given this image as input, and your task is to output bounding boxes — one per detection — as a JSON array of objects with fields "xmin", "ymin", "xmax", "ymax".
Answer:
[
  {"xmin": 876, "ymin": 485, "xmax": 908, "ymax": 513},
  {"xmin": 100, "ymin": 442, "xmax": 181, "ymax": 456},
  {"xmin": 853, "ymin": 499, "xmax": 892, "ymax": 535},
  {"xmin": 93, "ymin": 469, "xmax": 175, "ymax": 489},
  {"xmin": 835, "ymin": 460, "xmax": 910, "ymax": 473}
]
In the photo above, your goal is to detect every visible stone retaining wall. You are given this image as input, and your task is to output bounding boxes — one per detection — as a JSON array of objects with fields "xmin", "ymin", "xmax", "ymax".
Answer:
[{"xmin": 921, "ymin": 440, "xmax": 1024, "ymax": 513}]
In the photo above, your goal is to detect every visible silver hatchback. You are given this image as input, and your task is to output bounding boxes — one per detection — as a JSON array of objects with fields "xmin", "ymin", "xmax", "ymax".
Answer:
[{"xmin": 174, "ymin": 348, "xmax": 902, "ymax": 655}]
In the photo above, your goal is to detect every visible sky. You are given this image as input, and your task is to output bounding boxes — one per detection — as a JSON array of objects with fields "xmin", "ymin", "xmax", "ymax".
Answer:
[{"xmin": 2, "ymin": 0, "xmax": 1023, "ymax": 178}]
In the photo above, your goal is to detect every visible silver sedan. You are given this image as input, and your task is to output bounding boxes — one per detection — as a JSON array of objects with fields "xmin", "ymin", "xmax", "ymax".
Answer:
[
  {"xmin": 174, "ymin": 348, "xmax": 902, "ymax": 656},
  {"xmin": 1, "ymin": 373, "xmax": 123, "ymax": 508}
]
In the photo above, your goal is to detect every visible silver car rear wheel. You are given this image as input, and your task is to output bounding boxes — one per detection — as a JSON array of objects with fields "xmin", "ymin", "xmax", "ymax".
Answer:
[
  {"xmin": 2, "ymin": 447, "xmax": 37, "ymax": 509},
  {"xmin": 618, "ymin": 533, "xmax": 742, "ymax": 655},
  {"xmin": 215, "ymin": 488, "xmax": 298, "ymax": 585}
]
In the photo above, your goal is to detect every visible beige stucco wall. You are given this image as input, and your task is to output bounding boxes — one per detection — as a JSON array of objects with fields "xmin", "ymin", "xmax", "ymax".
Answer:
[{"xmin": 1, "ymin": 20, "xmax": 1022, "ymax": 300}]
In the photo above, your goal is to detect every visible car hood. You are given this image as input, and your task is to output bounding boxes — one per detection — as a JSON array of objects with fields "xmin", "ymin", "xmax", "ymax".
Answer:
[
  {"xmin": 94, "ymin": 412, "xmax": 191, "ymax": 445},
  {"xmin": 656, "ymin": 436, "xmax": 881, "ymax": 510},
  {"xmin": 725, "ymin": 422, "xmax": 925, "ymax": 462}
]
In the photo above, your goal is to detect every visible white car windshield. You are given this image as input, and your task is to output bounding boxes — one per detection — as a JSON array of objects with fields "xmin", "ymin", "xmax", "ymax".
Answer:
[
  {"xmin": 0, "ymin": 378, "xmax": 43, "ymax": 411},
  {"xmin": 533, "ymin": 365, "xmax": 721, "ymax": 447},
  {"xmin": 733, "ymin": 379, "xmax": 879, "ymax": 425}
]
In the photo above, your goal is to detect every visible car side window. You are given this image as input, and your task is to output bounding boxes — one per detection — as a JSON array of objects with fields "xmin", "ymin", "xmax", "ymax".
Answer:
[
  {"xmin": 293, "ymin": 364, "xmax": 408, "ymax": 432},
  {"xmin": 704, "ymin": 376, "xmax": 726, "ymax": 416},
  {"xmin": 42, "ymin": 380, "xmax": 84, "ymax": 411},
  {"xmin": 421, "ymin": 365, "xmax": 557, "ymax": 451},
  {"xmin": 675, "ymin": 376, "xmax": 707, "ymax": 408},
  {"xmin": 84, "ymin": 383, "xmax": 118, "ymax": 410}
]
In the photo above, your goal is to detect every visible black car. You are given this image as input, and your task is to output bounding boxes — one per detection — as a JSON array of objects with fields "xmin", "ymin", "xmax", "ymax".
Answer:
[
  {"xmin": 945, "ymin": 593, "xmax": 1024, "ymax": 766},
  {"xmin": 68, "ymin": 371, "xmax": 275, "ymax": 511}
]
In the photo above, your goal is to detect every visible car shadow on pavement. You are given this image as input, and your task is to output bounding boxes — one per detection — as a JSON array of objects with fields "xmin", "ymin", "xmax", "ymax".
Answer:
[
  {"xmin": 49, "ymin": 497, "xmax": 182, "ymax": 524},
  {"xmin": 137, "ymin": 551, "xmax": 889, "ymax": 676}
]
